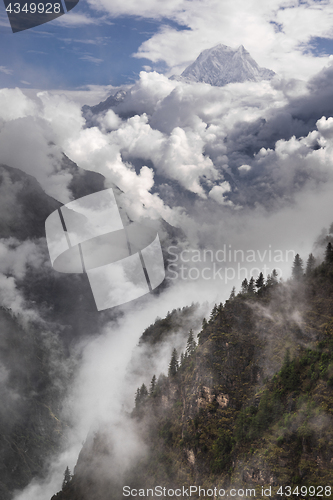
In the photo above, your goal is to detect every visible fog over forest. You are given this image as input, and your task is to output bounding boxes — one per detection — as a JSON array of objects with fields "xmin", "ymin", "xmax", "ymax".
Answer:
[{"xmin": 1, "ymin": 0, "xmax": 333, "ymax": 498}]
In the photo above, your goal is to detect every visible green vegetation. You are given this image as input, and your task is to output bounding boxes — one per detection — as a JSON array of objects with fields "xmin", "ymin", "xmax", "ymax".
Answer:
[
  {"xmin": 53, "ymin": 240, "xmax": 333, "ymax": 500},
  {"xmin": 126, "ymin": 245, "xmax": 333, "ymax": 498}
]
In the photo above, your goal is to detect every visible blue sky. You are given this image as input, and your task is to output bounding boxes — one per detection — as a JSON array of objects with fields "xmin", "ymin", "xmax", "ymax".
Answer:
[
  {"xmin": 306, "ymin": 36, "xmax": 333, "ymax": 57},
  {"xmin": 1, "ymin": 0, "xmax": 333, "ymax": 91},
  {"xmin": 0, "ymin": 1, "xmax": 181, "ymax": 89}
]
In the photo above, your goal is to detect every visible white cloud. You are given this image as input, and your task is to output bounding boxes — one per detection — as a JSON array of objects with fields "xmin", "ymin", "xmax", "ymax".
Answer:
[
  {"xmin": 84, "ymin": 0, "xmax": 333, "ymax": 81},
  {"xmin": 80, "ymin": 55, "xmax": 104, "ymax": 64},
  {"xmin": 0, "ymin": 89, "xmax": 75, "ymax": 203},
  {"xmin": 37, "ymin": 91, "xmax": 85, "ymax": 142},
  {"xmin": 0, "ymin": 273, "xmax": 39, "ymax": 320},
  {"xmin": 23, "ymin": 84, "xmax": 121, "ymax": 107},
  {"xmin": 87, "ymin": 0, "xmax": 183, "ymax": 19},
  {"xmin": 2, "ymin": 62, "xmax": 333, "ymax": 229},
  {"xmin": 64, "ymin": 121, "xmax": 181, "ymax": 223},
  {"xmin": 208, "ymin": 181, "xmax": 233, "ymax": 206},
  {"xmin": 239, "ymin": 164, "xmax": 252, "ymax": 172},
  {"xmin": 0, "ymin": 66, "xmax": 13, "ymax": 75},
  {"xmin": 0, "ymin": 235, "xmax": 49, "ymax": 320},
  {"xmin": 0, "ymin": 116, "xmax": 72, "ymax": 203},
  {"xmin": 100, "ymin": 108, "xmax": 122, "ymax": 130},
  {"xmin": 0, "ymin": 88, "xmax": 36, "ymax": 121},
  {"xmin": 0, "ymin": 238, "xmax": 46, "ymax": 280},
  {"xmin": 53, "ymin": 11, "xmax": 99, "ymax": 26},
  {"xmin": 7, "ymin": 31, "xmax": 333, "ymax": 500},
  {"xmin": 12, "ymin": 283, "xmax": 212, "ymax": 500}
]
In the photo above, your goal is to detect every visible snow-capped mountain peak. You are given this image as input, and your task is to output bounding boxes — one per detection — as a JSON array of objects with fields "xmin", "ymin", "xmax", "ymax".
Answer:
[{"xmin": 173, "ymin": 43, "xmax": 275, "ymax": 86}]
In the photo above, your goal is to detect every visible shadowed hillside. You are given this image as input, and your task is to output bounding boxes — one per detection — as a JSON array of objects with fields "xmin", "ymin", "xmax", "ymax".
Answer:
[{"xmin": 51, "ymin": 241, "xmax": 333, "ymax": 499}]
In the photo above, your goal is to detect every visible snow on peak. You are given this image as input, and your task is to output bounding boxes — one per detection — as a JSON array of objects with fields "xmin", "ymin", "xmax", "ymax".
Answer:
[{"xmin": 173, "ymin": 44, "xmax": 275, "ymax": 86}]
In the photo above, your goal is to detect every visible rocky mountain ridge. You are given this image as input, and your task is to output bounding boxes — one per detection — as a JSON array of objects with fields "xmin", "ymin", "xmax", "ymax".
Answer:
[
  {"xmin": 173, "ymin": 44, "xmax": 275, "ymax": 86},
  {"xmin": 82, "ymin": 44, "xmax": 275, "ymax": 122}
]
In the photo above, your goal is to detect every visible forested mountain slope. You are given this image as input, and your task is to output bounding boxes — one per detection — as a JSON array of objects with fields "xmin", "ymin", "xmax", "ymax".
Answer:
[{"xmin": 52, "ymin": 244, "xmax": 333, "ymax": 499}]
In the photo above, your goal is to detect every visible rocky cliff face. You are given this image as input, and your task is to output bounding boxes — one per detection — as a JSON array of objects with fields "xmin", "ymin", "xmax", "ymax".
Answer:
[
  {"xmin": 0, "ymin": 163, "xmax": 61, "ymax": 240},
  {"xmin": 0, "ymin": 307, "xmax": 67, "ymax": 500},
  {"xmin": 82, "ymin": 90, "xmax": 127, "ymax": 117},
  {"xmin": 0, "ymin": 162, "xmax": 114, "ymax": 499}
]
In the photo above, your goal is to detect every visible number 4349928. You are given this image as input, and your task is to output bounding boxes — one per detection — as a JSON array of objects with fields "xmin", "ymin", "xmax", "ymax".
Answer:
[
  {"xmin": 5, "ymin": 3, "xmax": 61, "ymax": 13},
  {"xmin": 276, "ymin": 486, "xmax": 331, "ymax": 496}
]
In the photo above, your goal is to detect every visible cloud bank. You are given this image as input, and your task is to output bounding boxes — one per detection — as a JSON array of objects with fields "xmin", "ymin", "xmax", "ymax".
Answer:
[
  {"xmin": 85, "ymin": 0, "xmax": 333, "ymax": 81},
  {"xmin": 2, "ymin": 65, "xmax": 333, "ymax": 283},
  {"xmin": 2, "ymin": 36, "xmax": 333, "ymax": 500}
]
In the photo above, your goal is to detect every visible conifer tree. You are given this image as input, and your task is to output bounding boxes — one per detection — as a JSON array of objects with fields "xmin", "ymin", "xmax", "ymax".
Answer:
[
  {"xmin": 209, "ymin": 304, "xmax": 218, "ymax": 322},
  {"xmin": 62, "ymin": 466, "xmax": 71, "ymax": 490},
  {"xmin": 241, "ymin": 278, "xmax": 248, "ymax": 294},
  {"xmin": 198, "ymin": 318, "xmax": 208, "ymax": 345},
  {"xmin": 168, "ymin": 348, "xmax": 179, "ymax": 377},
  {"xmin": 229, "ymin": 286, "xmax": 236, "ymax": 300},
  {"xmin": 135, "ymin": 384, "xmax": 148, "ymax": 408},
  {"xmin": 292, "ymin": 254, "xmax": 304, "ymax": 281},
  {"xmin": 247, "ymin": 277, "xmax": 255, "ymax": 294},
  {"xmin": 149, "ymin": 375, "xmax": 156, "ymax": 395},
  {"xmin": 216, "ymin": 303, "xmax": 224, "ymax": 326},
  {"xmin": 186, "ymin": 329, "xmax": 196, "ymax": 356},
  {"xmin": 255, "ymin": 272, "xmax": 264, "ymax": 290},
  {"xmin": 306, "ymin": 253, "xmax": 316, "ymax": 275},
  {"xmin": 266, "ymin": 269, "xmax": 278, "ymax": 289},
  {"xmin": 325, "ymin": 242, "xmax": 333, "ymax": 264},
  {"xmin": 140, "ymin": 383, "xmax": 148, "ymax": 398},
  {"xmin": 135, "ymin": 388, "xmax": 141, "ymax": 408}
]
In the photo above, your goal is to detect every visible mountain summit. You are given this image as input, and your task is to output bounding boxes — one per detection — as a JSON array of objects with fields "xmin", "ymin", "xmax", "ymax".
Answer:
[{"xmin": 174, "ymin": 44, "xmax": 275, "ymax": 86}]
